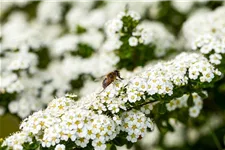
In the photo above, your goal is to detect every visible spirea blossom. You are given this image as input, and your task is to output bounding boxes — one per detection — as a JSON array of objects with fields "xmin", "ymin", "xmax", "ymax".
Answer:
[
  {"xmin": 2, "ymin": 52, "xmax": 221, "ymax": 149},
  {"xmin": 1, "ymin": 12, "xmax": 43, "ymax": 52},
  {"xmin": 166, "ymin": 92, "xmax": 205, "ymax": 118},
  {"xmin": 37, "ymin": 2, "xmax": 63, "ymax": 24},
  {"xmin": 191, "ymin": 34, "xmax": 225, "ymax": 65},
  {"xmin": 104, "ymin": 10, "xmax": 175, "ymax": 58},
  {"xmin": 182, "ymin": 6, "xmax": 225, "ymax": 49},
  {"xmin": 137, "ymin": 21, "xmax": 175, "ymax": 57}
]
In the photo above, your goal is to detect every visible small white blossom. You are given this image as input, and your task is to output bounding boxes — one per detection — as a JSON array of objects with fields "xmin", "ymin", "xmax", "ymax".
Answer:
[
  {"xmin": 209, "ymin": 53, "xmax": 222, "ymax": 65},
  {"xmin": 189, "ymin": 106, "xmax": 200, "ymax": 118},
  {"xmin": 55, "ymin": 144, "xmax": 65, "ymax": 150},
  {"xmin": 129, "ymin": 37, "xmax": 138, "ymax": 47}
]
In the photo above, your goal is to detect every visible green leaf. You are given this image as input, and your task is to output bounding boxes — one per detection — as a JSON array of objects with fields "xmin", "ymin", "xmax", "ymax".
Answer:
[
  {"xmin": 126, "ymin": 141, "xmax": 133, "ymax": 149},
  {"xmin": 157, "ymin": 103, "xmax": 167, "ymax": 114},
  {"xmin": 113, "ymin": 137, "xmax": 126, "ymax": 146},
  {"xmin": 110, "ymin": 144, "xmax": 117, "ymax": 150},
  {"xmin": 187, "ymin": 94, "xmax": 194, "ymax": 107},
  {"xmin": 76, "ymin": 25, "xmax": 87, "ymax": 34},
  {"xmin": 166, "ymin": 120, "xmax": 174, "ymax": 132}
]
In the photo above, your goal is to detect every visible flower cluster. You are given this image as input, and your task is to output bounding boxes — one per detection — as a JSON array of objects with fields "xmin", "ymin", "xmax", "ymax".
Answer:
[
  {"xmin": 137, "ymin": 21, "xmax": 175, "ymax": 57},
  {"xmin": 1, "ymin": 51, "xmax": 222, "ymax": 150},
  {"xmin": 103, "ymin": 10, "xmax": 175, "ymax": 70},
  {"xmin": 166, "ymin": 92, "xmax": 207, "ymax": 118},
  {"xmin": 104, "ymin": 10, "xmax": 140, "ymax": 50},
  {"xmin": 104, "ymin": 10, "xmax": 175, "ymax": 52},
  {"xmin": 2, "ymin": 95, "xmax": 151, "ymax": 150},
  {"xmin": 121, "ymin": 110, "xmax": 154, "ymax": 143},
  {"xmin": 2, "ymin": 132, "xmax": 32, "ymax": 150},
  {"xmin": 192, "ymin": 34, "xmax": 225, "ymax": 65},
  {"xmin": 0, "ymin": 1, "xmax": 180, "ymax": 118},
  {"xmin": 0, "ymin": 2, "xmax": 120, "ymax": 118},
  {"xmin": 84, "ymin": 52, "xmax": 221, "ymax": 118},
  {"xmin": 182, "ymin": 6, "xmax": 225, "ymax": 49},
  {"xmin": 181, "ymin": 6, "xmax": 225, "ymax": 76}
]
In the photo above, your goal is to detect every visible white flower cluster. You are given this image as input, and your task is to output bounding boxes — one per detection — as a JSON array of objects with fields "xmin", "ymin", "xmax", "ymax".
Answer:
[
  {"xmin": 2, "ymin": 96, "xmax": 152, "ymax": 150},
  {"xmin": 0, "ymin": 1, "xmax": 223, "ymax": 123},
  {"xmin": 192, "ymin": 34, "xmax": 225, "ymax": 65},
  {"xmin": 103, "ymin": 10, "xmax": 175, "ymax": 58},
  {"xmin": 0, "ymin": 73, "xmax": 23, "ymax": 94},
  {"xmin": 189, "ymin": 92, "xmax": 205, "ymax": 118},
  {"xmin": 121, "ymin": 110, "xmax": 154, "ymax": 143},
  {"xmin": 2, "ymin": 51, "xmax": 221, "ymax": 149},
  {"xmin": 50, "ymin": 29, "xmax": 104, "ymax": 57},
  {"xmin": 37, "ymin": 2, "xmax": 63, "ymax": 24},
  {"xmin": 66, "ymin": 4, "xmax": 105, "ymax": 31},
  {"xmin": 103, "ymin": 10, "xmax": 141, "ymax": 50},
  {"xmin": 185, "ymin": 6, "xmax": 225, "ymax": 65},
  {"xmin": 86, "ymin": 52, "xmax": 220, "ymax": 116},
  {"xmin": 182, "ymin": 6, "xmax": 225, "ymax": 49},
  {"xmin": 105, "ymin": 11, "xmax": 140, "ymax": 37},
  {"xmin": 166, "ymin": 94, "xmax": 189, "ymax": 111},
  {"xmin": 171, "ymin": 1, "xmax": 194, "ymax": 13},
  {"xmin": 166, "ymin": 92, "xmax": 206, "ymax": 118},
  {"xmin": 137, "ymin": 21, "xmax": 175, "ymax": 57},
  {"xmin": 0, "ymin": 2, "xmax": 120, "ymax": 118},
  {"xmin": 1, "ymin": 12, "xmax": 43, "ymax": 52},
  {"xmin": 65, "ymin": 2, "xmax": 150, "ymax": 32},
  {"xmin": 3, "ymin": 75, "xmax": 45, "ymax": 118},
  {"xmin": 2, "ymin": 132, "xmax": 32, "ymax": 150},
  {"xmin": 0, "ymin": 1, "xmax": 32, "ymax": 16}
]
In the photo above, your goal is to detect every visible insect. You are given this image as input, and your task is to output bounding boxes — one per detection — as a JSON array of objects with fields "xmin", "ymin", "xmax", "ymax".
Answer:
[{"xmin": 99, "ymin": 70, "xmax": 123, "ymax": 93}]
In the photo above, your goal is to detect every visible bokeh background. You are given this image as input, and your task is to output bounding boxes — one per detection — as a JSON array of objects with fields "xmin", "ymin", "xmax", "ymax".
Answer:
[{"xmin": 1, "ymin": 1, "xmax": 225, "ymax": 150}]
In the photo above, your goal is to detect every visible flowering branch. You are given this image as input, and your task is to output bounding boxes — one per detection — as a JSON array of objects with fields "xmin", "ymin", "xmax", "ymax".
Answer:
[
  {"xmin": 127, "ymin": 99, "xmax": 158, "ymax": 111},
  {"xmin": 1, "ymin": 52, "xmax": 222, "ymax": 150}
]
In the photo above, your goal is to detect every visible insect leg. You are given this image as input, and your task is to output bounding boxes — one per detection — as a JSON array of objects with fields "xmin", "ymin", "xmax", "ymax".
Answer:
[{"xmin": 98, "ymin": 88, "xmax": 105, "ymax": 94}]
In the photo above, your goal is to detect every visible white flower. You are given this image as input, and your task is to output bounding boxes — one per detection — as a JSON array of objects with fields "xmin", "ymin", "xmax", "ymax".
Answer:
[
  {"xmin": 172, "ymin": 1, "xmax": 194, "ymax": 13},
  {"xmin": 129, "ymin": 36, "xmax": 138, "ymax": 47},
  {"xmin": 75, "ymin": 138, "xmax": 89, "ymax": 148},
  {"xmin": 37, "ymin": 2, "xmax": 63, "ymax": 24},
  {"xmin": 166, "ymin": 100, "xmax": 176, "ymax": 111},
  {"xmin": 182, "ymin": 6, "xmax": 225, "ymax": 49},
  {"xmin": 92, "ymin": 140, "xmax": 107, "ymax": 150},
  {"xmin": 131, "ymin": 77, "xmax": 142, "ymax": 89},
  {"xmin": 140, "ymin": 104, "xmax": 152, "ymax": 115},
  {"xmin": 13, "ymin": 144, "xmax": 23, "ymax": 150},
  {"xmin": 101, "ymin": 38, "xmax": 122, "ymax": 51},
  {"xmin": 214, "ymin": 41, "xmax": 225, "ymax": 53},
  {"xmin": 51, "ymin": 34, "xmax": 78, "ymax": 56},
  {"xmin": 55, "ymin": 144, "xmax": 65, "ymax": 150},
  {"xmin": 189, "ymin": 106, "xmax": 200, "ymax": 118},
  {"xmin": 189, "ymin": 67, "xmax": 200, "ymax": 80},
  {"xmin": 209, "ymin": 53, "xmax": 222, "ymax": 65},
  {"xmin": 137, "ymin": 21, "xmax": 175, "ymax": 57},
  {"xmin": 200, "ymin": 71, "xmax": 214, "ymax": 83},
  {"xmin": 140, "ymin": 29, "xmax": 152, "ymax": 44},
  {"xmin": 128, "ymin": 11, "xmax": 141, "ymax": 21},
  {"xmin": 200, "ymin": 44, "xmax": 213, "ymax": 54},
  {"xmin": 8, "ymin": 101, "xmax": 19, "ymax": 114},
  {"xmin": 105, "ymin": 19, "xmax": 123, "ymax": 37},
  {"xmin": 0, "ymin": 106, "xmax": 5, "ymax": 115},
  {"xmin": 128, "ymin": 92, "xmax": 138, "ymax": 103}
]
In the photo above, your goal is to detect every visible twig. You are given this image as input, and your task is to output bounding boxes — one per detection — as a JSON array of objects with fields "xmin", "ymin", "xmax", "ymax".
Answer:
[
  {"xmin": 127, "ymin": 100, "xmax": 158, "ymax": 111},
  {"xmin": 210, "ymin": 127, "xmax": 223, "ymax": 150}
]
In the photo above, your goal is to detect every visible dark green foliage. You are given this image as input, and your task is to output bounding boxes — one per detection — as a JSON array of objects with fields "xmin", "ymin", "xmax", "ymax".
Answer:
[
  {"xmin": 76, "ymin": 25, "xmax": 87, "ymax": 35},
  {"xmin": 1, "ymin": 2, "xmax": 39, "ymax": 23},
  {"xmin": 0, "ymin": 92, "xmax": 17, "ymax": 111},
  {"xmin": 116, "ymin": 14, "xmax": 157, "ymax": 70},
  {"xmin": 71, "ymin": 43, "xmax": 95, "ymax": 58},
  {"xmin": 33, "ymin": 47, "xmax": 51, "ymax": 69},
  {"xmin": 70, "ymin": 74, "xmax": 94, "ymax": 90}
]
